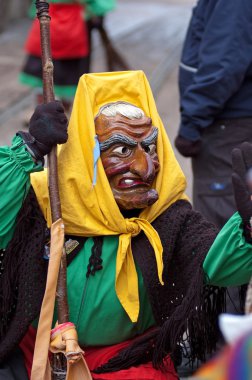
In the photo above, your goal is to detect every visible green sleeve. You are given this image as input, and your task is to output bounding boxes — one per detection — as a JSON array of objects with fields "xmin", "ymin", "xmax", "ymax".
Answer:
[
  {"xmin": 84, "ymin": 0, "xmax": 116, "ymax": 18},
  {"xmin": 0, "ymin": 136, "xmax": 43, "ymax": 249},
  {"xmin": 203, "ymin": 212, "xmax": 252, "ymax": 287}
]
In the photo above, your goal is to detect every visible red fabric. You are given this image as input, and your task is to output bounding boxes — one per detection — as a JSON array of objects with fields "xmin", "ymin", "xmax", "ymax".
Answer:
[
  {"xmin": 25, "ymin": 4, "xmax": 89, "ymax": 59},
  {"xmin": 19, "ymin": 325, "xmax": 37, "ymax": 379},
  {"xmin": 20, "ymin": 328, "xmax": 178, "ymax": 380},
  {"xmin": 85, "ymin": 340, "xmax": 178, "ymax": 380}
]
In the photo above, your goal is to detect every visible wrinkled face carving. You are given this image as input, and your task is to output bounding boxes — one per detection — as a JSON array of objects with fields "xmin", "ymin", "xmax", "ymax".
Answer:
[{"xmin": 95, "ymin": 113, "xmax": 160, "ymax": 210}]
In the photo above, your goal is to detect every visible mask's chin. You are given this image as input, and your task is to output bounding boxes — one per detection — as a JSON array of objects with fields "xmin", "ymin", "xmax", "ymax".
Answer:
[{"xmin": 113, "ymin": 189, "xmax": 159, "ymax": 210}]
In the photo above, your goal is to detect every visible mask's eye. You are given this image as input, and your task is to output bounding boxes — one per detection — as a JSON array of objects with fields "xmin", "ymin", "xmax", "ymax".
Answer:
[
  {"xmin": 144, "ymin": 144, "xmax": 156, "ymax": 155},
  {"xmin": 112, "ymin": 145, "xmax": 132, "ymax": 156}
]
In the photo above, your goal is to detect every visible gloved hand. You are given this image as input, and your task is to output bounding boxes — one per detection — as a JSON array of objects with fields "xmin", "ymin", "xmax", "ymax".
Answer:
[
  {"xmin": 17, "ymin": 101, "xmax": 68, "ymax": 162},
  {"xmin": 174, "ymin": 135, "xmax": 202, "ymax": 157},
  {"xmin": 232, "ymin": 142, "xmax": 252, "ymax": 242}
]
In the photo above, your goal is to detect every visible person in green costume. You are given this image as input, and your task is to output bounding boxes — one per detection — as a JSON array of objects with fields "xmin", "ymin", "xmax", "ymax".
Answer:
[
  {"xmin": 19, "ymin": 0, "xmax": 116, "ymax": 113},
  {"xmin": 1, "ymin": 71, "xmax": 252, "ymax": 379}
]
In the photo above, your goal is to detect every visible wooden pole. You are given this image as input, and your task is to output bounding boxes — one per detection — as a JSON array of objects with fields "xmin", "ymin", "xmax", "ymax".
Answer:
[
  {"xmin": 33, "ymin": 4, "xmax": 92, "ymax": 379},
  {"xmin": 98, "ymin": 25, "xmax": 130, "ymax": 71},
  {"xmin": 35, "ymin": 0, "xmax": 69, "ymax": 327}
]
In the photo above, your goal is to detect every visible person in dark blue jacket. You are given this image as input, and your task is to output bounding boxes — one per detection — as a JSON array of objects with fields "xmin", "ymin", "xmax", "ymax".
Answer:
[{"xmin": 175, "ymin": 0, "xmax": 252, "ymax": 228}]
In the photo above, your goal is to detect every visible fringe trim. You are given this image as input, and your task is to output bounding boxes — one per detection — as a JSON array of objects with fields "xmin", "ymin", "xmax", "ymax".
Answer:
[
  {"xmin": 94, "ymin": 267, "xmax": 226, "ymax": 373},
  {"xmin": 0, "ymin": 189, "xmax": 46, "ymax": 339}
]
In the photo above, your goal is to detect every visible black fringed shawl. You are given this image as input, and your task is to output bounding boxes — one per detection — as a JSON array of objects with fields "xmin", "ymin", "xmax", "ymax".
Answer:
[
  {"xmin": 0, "ymin": 189, "xmax": 47, "ymax": 363},
  {"xmin": 0, "ymin": 191, "xmax": 225, "ymax": 372},
  {"xmin": 94, "ymin": 200, "xmax": 226, "ymax": 373}
]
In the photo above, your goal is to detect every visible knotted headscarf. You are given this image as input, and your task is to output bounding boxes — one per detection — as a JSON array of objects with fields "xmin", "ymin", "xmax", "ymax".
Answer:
[{"xmin": 31, "ymin": 70, "xmax": 188, "ymax": 322}]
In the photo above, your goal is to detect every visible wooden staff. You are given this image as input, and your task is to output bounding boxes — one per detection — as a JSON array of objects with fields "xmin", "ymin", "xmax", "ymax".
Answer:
[
  {"xmin": 35, "ymin": 0, "xmax": 69, "ymax": 325},
  {"xmin": 98, "ymin": 25, "xmax": 130, "ymax": 71},
  {"xmin": 33, "ymin": 4, "xmax": 92, "ymax": 379},
  {"xmin": 35, "ymin": 3, "xmax": 69, "ymax": 378}
]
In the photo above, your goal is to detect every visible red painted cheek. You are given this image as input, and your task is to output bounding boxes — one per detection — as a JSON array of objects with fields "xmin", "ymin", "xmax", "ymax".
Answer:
[
  {"xmin": 102, "ymin": 156, "xmax": 160, "ymax": 179},
  {"xmin": 102, "ymin": 159, "xmax": 131, "ymax": 179}
]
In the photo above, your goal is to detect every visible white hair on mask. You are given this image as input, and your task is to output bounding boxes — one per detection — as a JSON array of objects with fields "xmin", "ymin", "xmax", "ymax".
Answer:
[{"xmin": 96, "ymin": 101, "xmax": 145, "ymax": 120}]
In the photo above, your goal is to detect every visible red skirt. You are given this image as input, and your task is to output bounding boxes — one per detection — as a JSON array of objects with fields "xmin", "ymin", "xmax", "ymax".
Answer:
[
  {"xmin": 25, "ymin": 4, "xmax": 89, "ymax": 59},
  {"xmin": 20, "ymin": 327, "xmax": 178, "ymax": 380}
]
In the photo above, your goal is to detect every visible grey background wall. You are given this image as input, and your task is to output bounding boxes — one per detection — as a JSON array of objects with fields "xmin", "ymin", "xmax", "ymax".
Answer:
[{"xmin": 0, "ymin": 0, "xmax": 31, "ymax": 32}]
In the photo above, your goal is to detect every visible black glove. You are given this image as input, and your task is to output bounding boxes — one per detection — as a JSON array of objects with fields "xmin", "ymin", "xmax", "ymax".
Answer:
[
  {"xmin": 174, "ymin": 135, "xmax": 202, "ymax": 157},
  {"xmin": 17, "ymin": 101, "xmax": 68, "ymax": 162},
  {"xmin": 232, "ymin": 142, "xmax": 252, "ymax": 242}
]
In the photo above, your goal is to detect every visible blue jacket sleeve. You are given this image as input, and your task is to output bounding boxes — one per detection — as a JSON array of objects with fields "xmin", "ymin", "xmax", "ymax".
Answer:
[{"xmin": 179, "ymin": 0, "xmax": 252, "ymax": 141}]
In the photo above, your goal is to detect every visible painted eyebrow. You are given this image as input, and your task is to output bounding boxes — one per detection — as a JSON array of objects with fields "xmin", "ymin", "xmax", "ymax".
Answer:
[
  {"xmin": 99, "ymin": 134, "xmax": 138, "ymax": 152},
  {"xmin": 141, "ymin": 128, "xmax": 158, "ymax": 147}
]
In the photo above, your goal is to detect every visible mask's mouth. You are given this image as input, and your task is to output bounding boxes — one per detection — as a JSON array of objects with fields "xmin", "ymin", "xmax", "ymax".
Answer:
[
  {"xmin": 113, "ymin": 187, "xmax": 159, "ymax": 210},
  {"xmin": 117, "ymin": 177, "xmax": 151, "ymax": 189}
]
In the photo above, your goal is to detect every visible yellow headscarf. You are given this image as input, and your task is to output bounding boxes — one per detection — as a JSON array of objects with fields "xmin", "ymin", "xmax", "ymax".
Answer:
[{"xmin": 31, "ymin": 71, "xmax": 188, "ymax": 322}]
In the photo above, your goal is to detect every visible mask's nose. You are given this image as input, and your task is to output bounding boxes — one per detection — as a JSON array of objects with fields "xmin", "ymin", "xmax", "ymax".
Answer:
[{"xmin": 130, "ymin": 147, "xmax": 155, "ymax": 183}]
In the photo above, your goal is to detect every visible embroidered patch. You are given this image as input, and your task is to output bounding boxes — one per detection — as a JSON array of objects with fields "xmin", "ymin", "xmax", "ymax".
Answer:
[{"xmin": 65, "ymin": 239, "xmax": 79, "ymax": 255}]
